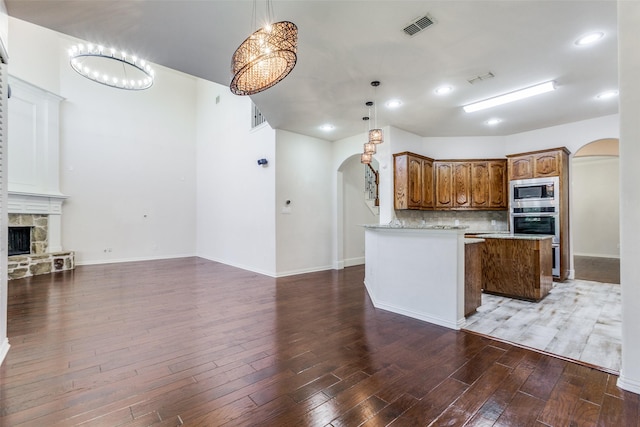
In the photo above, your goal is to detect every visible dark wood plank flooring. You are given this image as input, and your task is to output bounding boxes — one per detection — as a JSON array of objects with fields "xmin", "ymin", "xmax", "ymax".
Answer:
[
  {"xmin": 574, "ymin": 255, "xmax": 620, "ymax": 284},
  {"xmin": 1, "ymin": 258, "xmax": 638, "ymax": 426}
]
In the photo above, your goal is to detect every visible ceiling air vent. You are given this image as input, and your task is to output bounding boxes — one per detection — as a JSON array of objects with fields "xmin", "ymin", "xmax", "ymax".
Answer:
[{"xmin": 403, "ymin": 15, "xmax": 434, "ymax": 36}]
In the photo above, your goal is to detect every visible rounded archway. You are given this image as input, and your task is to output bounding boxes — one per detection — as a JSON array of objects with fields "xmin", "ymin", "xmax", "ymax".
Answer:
[{"xmin": 571, "ymin": 138, "xmax": 620, "ymax": 283}]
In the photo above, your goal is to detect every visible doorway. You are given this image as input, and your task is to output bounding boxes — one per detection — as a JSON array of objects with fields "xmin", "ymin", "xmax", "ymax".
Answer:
[{"xmin": 571, "ymin": 138, "xmax": 620, "ymax": 283}]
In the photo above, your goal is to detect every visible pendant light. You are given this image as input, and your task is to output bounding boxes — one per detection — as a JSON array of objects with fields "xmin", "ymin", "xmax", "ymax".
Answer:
[
  {"xmin": 360, "ymin": 114, "xmax": 372, "ymax": 164},
  {"xmin": 230, "ymin": 0, "xmax": 298, "ymax": 95},
  {"xmin": 369, "ymin": 81, "xmax": 383, "ymax": 144}
]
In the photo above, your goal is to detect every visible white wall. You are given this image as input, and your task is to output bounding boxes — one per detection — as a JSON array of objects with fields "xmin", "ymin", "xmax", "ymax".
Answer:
[
  {"xmin": 341, "ymin": 154, "xmax": 377, "ymax": 266},
  {"xmin": 195, "ymin": 79, "xmax": 277, "ymax": 276},
  {"xmin": 572, "ymin": 156, "xmax": 619, "ymax": 258},
  {"xmin": 422, "ymin": 136, "xmax": 506, "ymax": 159},
  {"xmin": 9, "ymin": 18, "xmax": 198, "ymax": 265},
  {"xmin": 276, "ymin": 130, "xmax": 332, "ymax": 275},
  {"xmin": 0, "ymin": 0, "xmax": 9, "ymax": 366},
  {"xmin": 618, "ymin": 0, "xmax": 640, "ymax": 395},
  {"xmin": 506, "ymin": 114, "xmax": 619, "ymax": 155}
]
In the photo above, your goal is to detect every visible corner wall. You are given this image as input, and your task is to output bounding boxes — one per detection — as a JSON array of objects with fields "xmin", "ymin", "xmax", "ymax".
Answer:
[
  {"xmin": 195, "ymin": 80, "xmax": 277, "ymax": 276},
  {"xmin": 617, "ymin": 0, "xmax": 640, "ymax": 395}
]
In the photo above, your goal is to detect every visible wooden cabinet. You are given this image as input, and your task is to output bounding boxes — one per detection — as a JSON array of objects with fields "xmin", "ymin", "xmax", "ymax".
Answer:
[
  {"xmin": 395, "ymin": 153, "xmax": 507, "ymax": 211},
  {"xmin": 481, "ymin": 236, "xmax": 553, "ymax": 301},
  {"xmin": 394, "ymin": 152, "xmax": 434, "ymax": 210},
  {"xmin": 507, "ymin": 147, "xmax": 570, "ymax": 180},
  {"xmin": 435, "ymin": 159, "xmax": 506, "ymax": 209},
  {"xmin": 465, "ymin": 240, "xmax": 483, "ymax": 316},
  {"xmin": 471, "ymin": 161, "xmax": 507, "ymax": 209}
]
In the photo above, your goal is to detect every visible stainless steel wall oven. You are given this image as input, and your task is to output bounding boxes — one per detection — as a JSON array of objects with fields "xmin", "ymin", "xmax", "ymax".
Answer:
[{"xmin": 510, "ymin": 177, "xmax": 560, "ymax": 277}]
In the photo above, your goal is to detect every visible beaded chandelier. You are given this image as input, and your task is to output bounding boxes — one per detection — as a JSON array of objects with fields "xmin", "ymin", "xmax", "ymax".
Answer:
[{"xmin": 230, "ymin": 21, "xmax": 298, "ymax": 95}]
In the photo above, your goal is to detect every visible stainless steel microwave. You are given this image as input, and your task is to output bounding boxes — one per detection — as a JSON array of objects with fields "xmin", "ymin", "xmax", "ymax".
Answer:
[{"xmin": 510, "ymin": 177, "xmax": 559, "ymax": 205}]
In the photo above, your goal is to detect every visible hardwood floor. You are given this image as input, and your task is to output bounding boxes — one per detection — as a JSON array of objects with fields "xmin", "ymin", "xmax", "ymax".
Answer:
[
  {"xmin": 574, "ymin": 256, "xmax": 620, "ymax": 284},
  {"xmin": 1, "ymin": 258, "xmax": 638, "ymax": 426}
]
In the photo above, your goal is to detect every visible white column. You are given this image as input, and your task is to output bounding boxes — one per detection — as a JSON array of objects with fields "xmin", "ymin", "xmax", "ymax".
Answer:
[{"xmin": 617, "ymin": 0, "xmax": 640, "ymax": 395}]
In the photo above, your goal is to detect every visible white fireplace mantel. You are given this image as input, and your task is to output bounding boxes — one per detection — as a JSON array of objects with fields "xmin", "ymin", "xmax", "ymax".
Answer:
[{"xmin": 8, "ymin": 191, "xmax": 67, "ymax": 215}]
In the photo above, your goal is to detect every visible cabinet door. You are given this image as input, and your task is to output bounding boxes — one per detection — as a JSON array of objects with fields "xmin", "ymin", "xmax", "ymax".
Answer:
[
  {"xmin": 407, "ymin": 156, "xmax": 422, "ymax": 208},
  {"xmin": 488, "ymin": 160, "xmax": 507, "ymax": 208},
  {"xmin": 471, "ymin": 162, "xmax": 490, "ymax": 208},
  {"xmin": 393, "ymin": 154, "xmax": 409, "ymax": 209},
  {"xmin": 533, "ymin": 151, "xmax": 561, "ymax": 177},
  {"xmin": 421, "ymin": 159, "xmax": 434, "ymax": 209},
  {"xmin": 508, "ymin": 156, "xmax": 533, "ymax": 180},
  {"xmin": 435, "ymin": 162, "xmax": 453, "ymax": 208},
  {"xmin": 453, "ymin": 162, "xmax": 472, "ymax": 207}
]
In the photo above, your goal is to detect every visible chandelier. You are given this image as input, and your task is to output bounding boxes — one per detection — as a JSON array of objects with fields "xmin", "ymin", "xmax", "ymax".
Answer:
[
  {"xmin": 369, "ymin": 81, "xmax": 383, "ymax": 144},
  {"xmin": 68, "ymin": 43, "xmax": 155, "ymax": 90},
  {"xmin": 230, "ymin": 20, "xmax": 298, "ymax": 95}
]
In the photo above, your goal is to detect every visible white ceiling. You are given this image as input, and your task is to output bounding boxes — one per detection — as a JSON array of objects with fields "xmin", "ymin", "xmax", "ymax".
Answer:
[{"xmin": 5, "ymin": 0, "xmax": 618, "ymax": 142}]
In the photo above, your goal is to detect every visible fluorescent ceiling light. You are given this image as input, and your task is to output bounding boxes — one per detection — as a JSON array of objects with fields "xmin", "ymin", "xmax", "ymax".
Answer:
[
  {"xmin": 596, "ymin": 90, "xmax": 618, "ymax": 100},
  {"xmin": 463, "ymin": 81, "xmax": 556, "ymax": 113}
]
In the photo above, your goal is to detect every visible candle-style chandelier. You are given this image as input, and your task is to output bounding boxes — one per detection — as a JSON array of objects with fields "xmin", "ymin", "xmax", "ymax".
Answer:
[
  {"xmin": 68, "ymin": 43, "xmax": 155, "ymax": 90},
  {"xmin": 230, "ymin": 1, "xmax": 298, "ymax": 95}
]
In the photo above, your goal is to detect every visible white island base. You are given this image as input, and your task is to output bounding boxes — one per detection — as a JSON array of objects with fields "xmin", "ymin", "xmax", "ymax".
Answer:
[{"xmin": 364, "ymin": 226, "xmax": 468, "ymax": 330}]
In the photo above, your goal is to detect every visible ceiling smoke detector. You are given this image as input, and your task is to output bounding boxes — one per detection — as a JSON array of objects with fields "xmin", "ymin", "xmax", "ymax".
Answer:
[{"xmin": 403, "ymin": 14, "xmax": 434, "ymax": 36}]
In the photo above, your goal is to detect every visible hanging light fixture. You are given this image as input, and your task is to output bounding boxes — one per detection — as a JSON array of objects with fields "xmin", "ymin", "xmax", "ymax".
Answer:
[
  {"xmin": 230, "ymin": 1, "xmax": 298, "ymax": 95},
  {"xmin": 369, "ymin": 81, "xmax": 384, "ymax": 144},
  {"xmin": 360, "ymin": 114, "xmax": 372, "ymax": 164},
  {"xmin": 68, "ymin": 43, "xmax": 155, "ymax": 90}
]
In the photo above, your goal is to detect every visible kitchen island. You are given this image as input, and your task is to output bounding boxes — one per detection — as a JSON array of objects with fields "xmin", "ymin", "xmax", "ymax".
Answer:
[
  {"xmin": 478, "ymin": 234, "xmax": 553, "ymax": 301},
  {"xmin": 364, "ymin": 225, "xmax": 469, "ymax": 330}
]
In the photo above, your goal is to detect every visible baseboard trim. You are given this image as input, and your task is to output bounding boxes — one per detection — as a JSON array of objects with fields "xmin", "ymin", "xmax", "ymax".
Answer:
[
  {"xmin": 574, "ymin": 252, "xmax": 620, "ymax": 259},
  {"xmin": 617, "ymin": 370, "xmax": 640, "ymax": 394},
  {"xmin": 0, "ymin": 337, "xmax": 10, "ymax": 366},
  {"xmin": 343, "ymin": 257, "xmax": 365, "ymax": 267},
  {"xmin": 77, "ymin": 253, "xmax": 196, "ymax": 266}
]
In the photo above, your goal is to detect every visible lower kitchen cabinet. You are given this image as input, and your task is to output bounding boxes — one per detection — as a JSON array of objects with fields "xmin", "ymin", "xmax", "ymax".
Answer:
[
  {"xmin": 465, "ymin": 240, "xmax": 483, "ymax": 316},
  {"xmin": 481, "ymin": 235, "xmax": 553, "ymax": 301}
]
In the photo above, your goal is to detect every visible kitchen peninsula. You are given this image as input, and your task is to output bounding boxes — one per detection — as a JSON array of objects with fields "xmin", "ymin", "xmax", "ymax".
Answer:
[{"xmin": 364, "ymin": 225, "xmax": 553, "ymax": 330}]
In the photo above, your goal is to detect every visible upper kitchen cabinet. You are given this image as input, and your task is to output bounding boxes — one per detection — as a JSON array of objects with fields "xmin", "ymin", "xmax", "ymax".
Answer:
[
  {"xmin": 394, "ymin": 152, "xmax": 434, "ymax": 210},
  {"xmin": 395, "ymin": 152, "xmax": 507, "ymax": 211},
  {"xmin": 435, "ymin": 161, "xmax": 473, "ymax": 208},
  {"xmin": 507, "ymin": 147, "xmax": 570, "ymax": 180},
  {"xmin": 471, "ymin": 160, "xmax": 508, "ymax": 209}
]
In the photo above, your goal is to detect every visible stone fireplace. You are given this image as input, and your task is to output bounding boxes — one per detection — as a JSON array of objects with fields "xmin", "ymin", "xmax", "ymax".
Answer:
[{"xmin": 7, "ymin": 196, "xmax": 75, "ymax": 280}]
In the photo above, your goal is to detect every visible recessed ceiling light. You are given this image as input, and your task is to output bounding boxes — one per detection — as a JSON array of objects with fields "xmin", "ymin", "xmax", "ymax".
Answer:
[
  {"xmin": 319, "ymin": 124, "xmax": 335, "ymax": 131},
  {"xmin": 463, "ymin": 81, "xmax": 556, "ymax": 113},
  {"xmin": 435, "ymin": 86, "xmax": 453, "ymax": 95},
  {"xmin": 596, "ymin": 90, "xmax": 619, "ymax": 100},
  {"xmin": 385, "ymin": 99, "xmax": 402, "ymax": 108},
  {"xmin": 486, "ymin": 118, "xmax": 502, "ymax": 126},
  {"xmin": 575, "ymin": 31, "xmax": 604, "ymax": 46}
]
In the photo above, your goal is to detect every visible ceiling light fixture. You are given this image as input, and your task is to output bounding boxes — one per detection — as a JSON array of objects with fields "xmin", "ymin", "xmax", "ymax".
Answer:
[
  {"xmin": 68, "ymin": 43, "xmax": 155, "ymax": 90},
  {"xmin": 575, "ymin": 31, "xmax": 604, "ymax": 46},
  {"xmin": 386, "ymin": 99, "xmax": 402, "ymax": 108},
  {"xmin": 369, "ymin": 81, "xmax": 383, "ymax": 144},
  {"xmin": 230, "ymin": 1, "xmax": 298, "ymax": 95},
  {"xmin": 435, "ymin": 85, "xmax": 453, "ymax": 95},
  {"xmin": 320, "ymin": 124, "xmax": 335, "ymax": 131},
  {"xmin": 486, "ymin": 118, "xmax": 502, "ymax": 126},
  {"xmin": 596, "ymin": 90, "xmax": 619, "ymax": 100},
  {"xmin": 463, "ymin": 81, "xmax": 556, "ymax": 113}
]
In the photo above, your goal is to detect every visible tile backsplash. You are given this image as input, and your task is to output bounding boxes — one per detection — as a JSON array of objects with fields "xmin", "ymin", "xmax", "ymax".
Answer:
[{"xmin": 394, "ymin": 210, "xmax": 509, "ymax": 232}]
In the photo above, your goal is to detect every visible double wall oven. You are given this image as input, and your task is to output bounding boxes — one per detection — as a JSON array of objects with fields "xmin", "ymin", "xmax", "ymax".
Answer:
[{"xmin": 509, "ymin": 177, "xmax": 560, "ymax": 277}]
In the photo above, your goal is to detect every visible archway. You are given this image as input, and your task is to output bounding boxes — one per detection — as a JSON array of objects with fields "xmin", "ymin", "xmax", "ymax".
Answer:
[
  {"xmin": 336, "ymin": 154, "xmax": 379, "ymax": 269},
  {"xmin": 572, "ymin": 138, "xmax": 620, "ymax": 283}
]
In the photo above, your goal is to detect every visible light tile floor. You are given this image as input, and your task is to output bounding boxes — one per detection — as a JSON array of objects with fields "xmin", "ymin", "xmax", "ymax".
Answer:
[{"xmin": 463, "ymin": 279, "xmax": 622, "ymax": 372}]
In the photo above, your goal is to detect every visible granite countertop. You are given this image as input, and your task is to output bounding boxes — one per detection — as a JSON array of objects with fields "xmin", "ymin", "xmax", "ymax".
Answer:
[
  {"xmin": 464, "ymin": 238, "xmax": 486, "ymax": 244},
  {"xmin": 363, "ymin": 224, "xmax": 469, "ymax": 230},
  {"xmin": 475, "ymin": 233, "xmax": 553, "ymax": 240}
]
